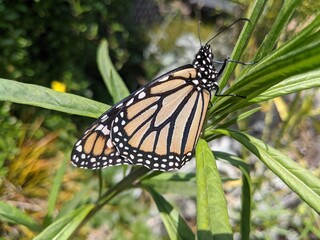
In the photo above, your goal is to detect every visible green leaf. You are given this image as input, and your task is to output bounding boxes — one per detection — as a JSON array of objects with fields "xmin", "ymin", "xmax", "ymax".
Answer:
[
  {"xmin": 208, "ymin": 8, "xmax": 320, "ymax": 126},
  {"xmin": 44, "ymin": 154, "xmax": 69, "ymax": 226},
  {"xmin": 215, "ymin": 129, "xmax": 320, "ymax": 214},
  {"xmin": 239, "ymin": 165, "xmax": 252, "ymax": 240},
  {"xmin": 208, "ymin": 36, "xmax": 320, "ymax": 125},
  {"xmin": 0, "ymin": 201, "xmax": 42, "ymax": 232},
  {"xmin": 250, "ymin": 69, "xmax": 320, "ymax": 103},
  {"xmin": 251, "ymin": 0, "xmax": 302, "ymax": 62},
  {"xmin": 145, "ymin": 186, "xmax": 194, "ymax": 240},
  {"xmin": 239, "ymin": 38, "xmax": 320, "ymax": 99},
  {"xmin": 265, "ymin": 15, "xmax": 320, "ymax": 62},
  {"xmin": 219, "ymin": 0, "xmax": 267, "ymax": 90},
  {"xmin": 0, "ymin": 78, "xmax": 108, "ymax": 118},
  {"xmin": 196, "ymin": 139, "xmax": 232, "ymax": 240},
  {"xmin": 34, "ymin": 204, "xmax": 94, "ymax": 240},
  {"xmin": 97, "ymin": 39, "xmax": 130, "ymax": 102},
  {"xmin": 212, "ymin": 151, "xmax": 252, "ymax": 239}
]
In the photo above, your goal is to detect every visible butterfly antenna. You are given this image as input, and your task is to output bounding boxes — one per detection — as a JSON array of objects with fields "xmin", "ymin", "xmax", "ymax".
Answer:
[{"xmin": 206, "ymin": 18, "xmax": 251, "ymax": 45}]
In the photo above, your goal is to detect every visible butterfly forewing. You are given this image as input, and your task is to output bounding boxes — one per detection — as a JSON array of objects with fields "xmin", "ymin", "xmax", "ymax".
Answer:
[{"xmin": 110, "ymin": 68, "xmax": 211, "ymax": 171}]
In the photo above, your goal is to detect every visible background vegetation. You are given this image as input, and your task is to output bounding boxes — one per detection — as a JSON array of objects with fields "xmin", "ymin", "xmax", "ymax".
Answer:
[{"xmin": 0, "ymin": 0, "xmax": 320, "ymax": 239}]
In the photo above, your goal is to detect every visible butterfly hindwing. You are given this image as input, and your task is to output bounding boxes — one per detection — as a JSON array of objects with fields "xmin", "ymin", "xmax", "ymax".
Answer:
[{"xmin": 71, "ymin": 103, "xmax": 131, "ymax": 169}]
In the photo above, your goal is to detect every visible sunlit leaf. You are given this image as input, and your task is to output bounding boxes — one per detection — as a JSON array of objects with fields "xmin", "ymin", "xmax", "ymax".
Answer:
[{"xmin": 196, "ymin": 139, "xmax": 232, "ymax": 240}]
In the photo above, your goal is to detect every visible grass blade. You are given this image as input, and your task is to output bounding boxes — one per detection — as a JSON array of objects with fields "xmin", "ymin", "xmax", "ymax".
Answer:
[{"xmin": 44, "ymin": 153, "xmax": 69, "ymax": 226}]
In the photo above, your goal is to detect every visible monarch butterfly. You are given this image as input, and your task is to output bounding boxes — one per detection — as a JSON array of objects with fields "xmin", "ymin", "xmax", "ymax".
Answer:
[{"xmin": 71, "ymin": 19, "xmax": 250, "ymax": 171}]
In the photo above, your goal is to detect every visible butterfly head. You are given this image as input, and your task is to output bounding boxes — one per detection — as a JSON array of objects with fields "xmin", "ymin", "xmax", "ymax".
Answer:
[{"xmin": 192, "ymin": 44, "xmax": 218, "ymax": 91}]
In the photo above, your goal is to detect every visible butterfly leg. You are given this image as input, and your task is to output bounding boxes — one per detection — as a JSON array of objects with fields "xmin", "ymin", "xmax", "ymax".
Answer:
[
  {"xmin": 217, "ymin": 58, "xmax": 228, "ymax": 76},
  {"xmin": 215, "ymin": 58, "xmax": 257, "ymax": 75},
  {"xmin": 214, "ymin": 59, "xmax": 247, "ymax": 98},
  {"xmin": 225, "ymin": 58, "xmax": 258, "ymax": 66}
]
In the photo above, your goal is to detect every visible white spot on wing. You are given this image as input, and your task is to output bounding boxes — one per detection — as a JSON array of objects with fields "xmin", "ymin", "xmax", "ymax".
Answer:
[
  {"xmin": 116, "ymin": 102, "xmax": 123, "ymax": 108},
  {"xmin": 76, "ymin": 145, "xmax": 82, "ymax": 152},
  {"xmin": 126, "ymin": 98, "xmax": 134, "ymax": 106},
  {"xmin": 138, "ymin": 91, "xmax": 146, "ymax": 99},
  {"xmin": 158, "ymin": 75, "xmax": 169, "ymax": 82},
  {"xmin": 107, "ymin": 139, "xmax": 113, "ymax": 148},
  {"xmin": 102, "ymin": 126, "xmax": 110, "ymax": 135},
  {"xmin": 101, "ymin": 114, "xmax": 108, "ymax": 120},
  {"xmin": 96, "ymin": 124, "xmax": 104, "ymax": 130}
]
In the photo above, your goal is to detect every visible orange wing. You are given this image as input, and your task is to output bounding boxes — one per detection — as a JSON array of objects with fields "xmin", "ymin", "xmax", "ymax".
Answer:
[{"xmin": 111, "ymin": 68, "xmax": 211, "ymax": 171}]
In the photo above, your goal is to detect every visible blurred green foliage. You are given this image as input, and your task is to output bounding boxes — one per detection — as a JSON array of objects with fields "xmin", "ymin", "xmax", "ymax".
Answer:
[
  {"xmin": 0, "ymin": 102, "xmax": 21, "ymax": 177},
  {"xmin": 0, "ymin": 0, "xmax": 151, "ymax": 182},
  {"xmin": 0, "ymin": 0, "xmax": 149, "ymax": 101}
]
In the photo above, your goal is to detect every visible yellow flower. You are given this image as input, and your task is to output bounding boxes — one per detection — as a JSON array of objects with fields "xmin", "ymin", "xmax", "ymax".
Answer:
[{"xmin": 51, "ymin": 81, "xmax": 67, "ymax": 92}]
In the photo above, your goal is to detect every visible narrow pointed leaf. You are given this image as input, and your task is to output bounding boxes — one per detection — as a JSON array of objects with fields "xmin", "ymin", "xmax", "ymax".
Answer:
[
  {"xmin": 251, "ymin": 0, "xmax": 302, "ymax": 62},
  {"xmin": 219, "ymin": 0, "xmax": 267, "ymax": 89},
  {"xmin": 215, "ymin": 129, "xmax": 320, "ymax": 213},
  {"xmin": 0, "ymin": 201, "xmax": 42, "ymax": 232},
  {"xmin": 145, "ymin": 186, "xmax": 194, "ymax": 240},
  {"xmin": 0, "ymin": 78, "xmax": 108, "ymax": 118},
  {"xmin": 97, "ymin": 39, "xmax": 130, "ymax": 102},
  {"xmin": 213, "ymin": 151, "xmax": 252, "ymax": 239},
  {"xmin": 239, "ymin": 166, "xmax": 252, "ymax": 239},
  {"xmin": 208, "ymin": 38, "xmax": 320, "ymax": 123},
  {"xmin": 251, "ymin": 69, "xmax": 320, "ymax": 103},
  {"xmin": 44, "ymin": 154, "xmax": 69, "ymax": 226},
  {"xmin": 34, "ymin": 204, "xmax": 94, "ymax": 240},
  {"xmin": 196, "ymin": 139, "xmax": 232, "ymax": 240}
]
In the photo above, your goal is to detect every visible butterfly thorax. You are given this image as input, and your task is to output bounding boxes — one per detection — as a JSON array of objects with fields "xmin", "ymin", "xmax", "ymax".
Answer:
[{"xmin": 192, "ymin": 44, "xmax": 219, "ymax": 91}]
